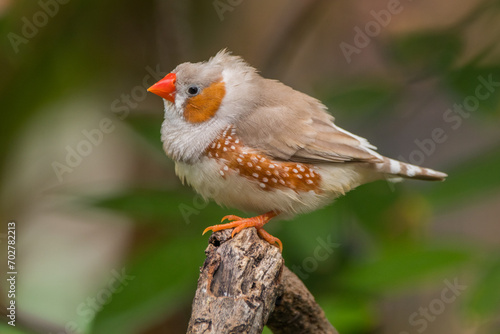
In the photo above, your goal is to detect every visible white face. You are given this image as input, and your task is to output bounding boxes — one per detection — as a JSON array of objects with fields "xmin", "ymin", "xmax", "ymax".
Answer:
[
  {"xmin": 158, "ymin": 52, "xmax": 259, "ymax": 164},
  {"xmin": 159, "ymin": 62, "xmax": 230, "ymax": 164}
]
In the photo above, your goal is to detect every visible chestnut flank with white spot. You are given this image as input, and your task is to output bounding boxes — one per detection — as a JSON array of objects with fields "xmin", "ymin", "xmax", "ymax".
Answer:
[{"xmin": 205, "ymin": 126, "xmax": 322, "ymax": 193}]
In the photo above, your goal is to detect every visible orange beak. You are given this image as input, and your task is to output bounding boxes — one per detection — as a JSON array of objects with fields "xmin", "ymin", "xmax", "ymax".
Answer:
[{"xmin": 148, "ymin": 72, "xmax": 176, "ymax": 103}]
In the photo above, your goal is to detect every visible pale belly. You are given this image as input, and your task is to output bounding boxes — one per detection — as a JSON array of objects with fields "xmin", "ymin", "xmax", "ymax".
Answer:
[{"xmin": 175, "ymin": 157, "xmax": 368, "ymax": 217}]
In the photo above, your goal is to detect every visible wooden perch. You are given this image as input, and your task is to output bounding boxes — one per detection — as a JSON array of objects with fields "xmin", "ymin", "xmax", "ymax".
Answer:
[{"xmin": 186, "ymin": 228, "xmax": 338, "ymax": 334}]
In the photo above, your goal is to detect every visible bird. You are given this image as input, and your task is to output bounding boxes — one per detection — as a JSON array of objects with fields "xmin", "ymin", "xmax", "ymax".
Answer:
[{"xmin": 147, "ymin": 50, "xmax": 447, "ymax": 252}]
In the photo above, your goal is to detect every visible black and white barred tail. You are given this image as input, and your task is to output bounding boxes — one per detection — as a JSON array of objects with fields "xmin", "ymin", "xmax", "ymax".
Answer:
[{"xmin": 375, "ymin": 157, "xmax": 447, "ymax": 181}]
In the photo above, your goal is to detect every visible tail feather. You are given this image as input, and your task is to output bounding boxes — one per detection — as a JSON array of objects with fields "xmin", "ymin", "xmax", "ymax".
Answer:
[{"xmin": 375, "ymin": 158, "xmax": 447, "ymax": 181}]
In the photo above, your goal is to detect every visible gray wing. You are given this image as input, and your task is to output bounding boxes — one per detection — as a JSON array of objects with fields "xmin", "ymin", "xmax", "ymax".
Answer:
[{"xmin": 235, "ymin": 78, "xmax": 384, "ymax": 164}]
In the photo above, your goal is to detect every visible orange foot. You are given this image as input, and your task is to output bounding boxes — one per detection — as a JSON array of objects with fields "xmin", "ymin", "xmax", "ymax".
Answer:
[{"xmin": 202, "ymin": 211, "xmax": 282, "ymax": 252}]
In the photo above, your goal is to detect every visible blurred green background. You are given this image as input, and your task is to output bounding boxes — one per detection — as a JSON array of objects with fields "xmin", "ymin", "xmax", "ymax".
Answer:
[{"xmin": 1, "ymin": 0, "xmax": 500, "ymax": 333}]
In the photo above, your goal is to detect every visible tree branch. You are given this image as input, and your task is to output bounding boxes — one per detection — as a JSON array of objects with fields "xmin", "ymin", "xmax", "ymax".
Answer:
[{"xmin": 186, "ymin": 228, "xmax": 337, "ymax": 334}]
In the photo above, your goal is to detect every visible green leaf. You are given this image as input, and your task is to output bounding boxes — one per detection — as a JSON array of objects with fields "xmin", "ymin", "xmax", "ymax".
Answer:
[
  {"xmin": 321, "ymin": 79, "xmax": 397, "ymax": 116},
  {"xmin": 340, "ymin": 243, "xmax": 472, "ymax": 293},
  {"xmin": 0, "ymin": 323, "xmax": 34, "ymax": 334},
  {"xmin": 262, "ymin": 326, "xmax": 273, "ymax": 334},
  {"xmin": 467, "ymin": 256, "xmax": 500, "ymax": 318},
  {"xmin": 91, "ymin": 237, "xmax": 205, "ymax": 334},
  {"xmin": 445, "ymin": 65, "xmax": 500, "ymax": 116},
  {"xmin": 320, "ymin": 296, "xmax": 375, "ymax": 333},
  {"xmin": 426, "ymin": 147, "xmax": 500, "ymax": 207},
  {"xmin": 340, "ymin": 181, "xmax": 403, "ymax": 238},
  {"xmin": 389, "ymin": 31, "xmax": 462, "ymax": 73}
]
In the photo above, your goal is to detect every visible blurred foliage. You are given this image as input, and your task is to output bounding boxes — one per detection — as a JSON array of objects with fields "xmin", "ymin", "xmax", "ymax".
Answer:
[
  {"xmin": 92, "ymin": 237, "xmax": 205, "ymax": 334},
  {"xmin": 427, "ymin": 147, "xmax": 500, "ymax": 207},
  {"xmin": 467, "ymin": 256, "xmax": 500, "ymax": 318},
  {"xmin": 389, "ymin": 30, "xmax": 463, "ymax": 75},
  {"xmin": 2, "ymin": 0, "xmax": 500, "ymax": 334},
  {"xmin": 321, "ymin": 79, "xmax": 399, "ymax": 116}
]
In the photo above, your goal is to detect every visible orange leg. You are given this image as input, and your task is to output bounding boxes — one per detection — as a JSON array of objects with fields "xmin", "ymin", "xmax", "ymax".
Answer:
[{"xmin": 202, "ymin": 211, "xmax": 282, "ymax": 252}]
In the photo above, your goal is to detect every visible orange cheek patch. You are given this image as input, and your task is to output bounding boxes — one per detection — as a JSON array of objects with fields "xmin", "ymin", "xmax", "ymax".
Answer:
[{"xmin": 184, "ymin": 81, "xmax": 226, "ymax": 123}]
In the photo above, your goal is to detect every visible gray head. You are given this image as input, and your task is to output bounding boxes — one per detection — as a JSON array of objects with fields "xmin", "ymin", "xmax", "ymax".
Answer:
[{"xmin": 148, "ymin": 50, "xmax": 259, "ymax": 163}]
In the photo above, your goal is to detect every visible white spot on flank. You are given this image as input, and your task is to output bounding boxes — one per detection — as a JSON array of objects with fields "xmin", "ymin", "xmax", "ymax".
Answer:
[
  {"xmin": 237, "ymin": 158, "xmax": 243, "ymax": 163},
  {"xmin": 293, "ymin": 169, "xmax": 298, "ymax": 173},
  {"xmin": 260, "ymin": 183, "xmax": 266, "ymax": 188},
  {"xmin": 306, "ymin": 179, "xmax": 313, "ymax": 184},
  {"xmin": 297, "ymin": 174, "xmax": 303, "ymax": 179},
  {"xmin": 252, "ymin": 173, "xmax": 259, "ymax": 178},
  {"xmin": 305, "ymin": 174, "xmax": 310, "ymax": 177},
  {"xmin": 211, "ymin": 143, "xmax": 216, "ymax": 148},
  {"xmin": 256, "ymin": 166, "xmax": 262, "ymax": 170},
  {"xmin": 260, "ymin": 157, "xmax": 266, "ymax": 162},
  {"xmin": 266, "ymin": 171, "xmax": 272, "ymax": 175},
  {"xmin": 227, "ymin": 136, "xmax": 232, "ymax": 140},
  {"xmin": 224, "ymin": 140, "xmax": 229, "ymax": 145},
  {"xmin": 239, "ymin": 154, "xmax": 245, "ymax": 158},
  {"xmin": 235, "ymin": 139, "xmax": 240, "ymax": 144},
  {"xmin": 279, "ymin": 180, "xmax": 285, "ymax": 185},
  {"xmin": 217, "ymin": 143, "xmax": 221, "ymax": 149},
  {"xmin": 271, "ymin": 178, "xmax": 277, "ymax": 183},
  {"xmin": 223, "ymin": 147, "xmax": 227, "ymax": 152},
  {"xmin": 223, "ymin": 166, "xmax": 229, "ymax": 171},
  {"xmin": 215, "ymin": 153, "xmax": 219, "ymax": 157},
  {"xmin": 231, "ymin": 145, "xmax": 235, "ymax": 150},
  {"xmin": 269, "ymin": 164, "xmax": 275, "ymax": 168},
  {"xmin": 262, "ymin": 177, "xmax": 268, "ymax": 182},
  {"xmin": 284, "ymin": 167, "xmax": 289, "ymax": 172},
  {"xmin": 247, "ymin": 162, "xmax": 253, "ymax": 167},
  {"xmin": 219, "ymin": 171, "xmax": 225, "ymax": 176}
]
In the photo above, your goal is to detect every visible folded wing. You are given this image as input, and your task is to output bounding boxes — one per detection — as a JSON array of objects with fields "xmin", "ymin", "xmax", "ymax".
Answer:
[{"xmin": 235, "ymin": 78, "xmax": 384, "ymax": 165}]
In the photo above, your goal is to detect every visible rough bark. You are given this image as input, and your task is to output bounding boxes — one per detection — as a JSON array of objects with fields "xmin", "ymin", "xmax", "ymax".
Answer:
[
  {"xmin": 186, "ymin": 228, "xmax": 337, "ymax": 334},
  {"xmin": 266, "ymin": 267, "xmax": 337, "ymax": 334}
]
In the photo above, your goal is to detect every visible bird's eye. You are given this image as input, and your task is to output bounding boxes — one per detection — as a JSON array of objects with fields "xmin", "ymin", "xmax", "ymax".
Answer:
[{"xmin": 187, "ymin": 86, "xmax": 200, "ymax": 96}]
